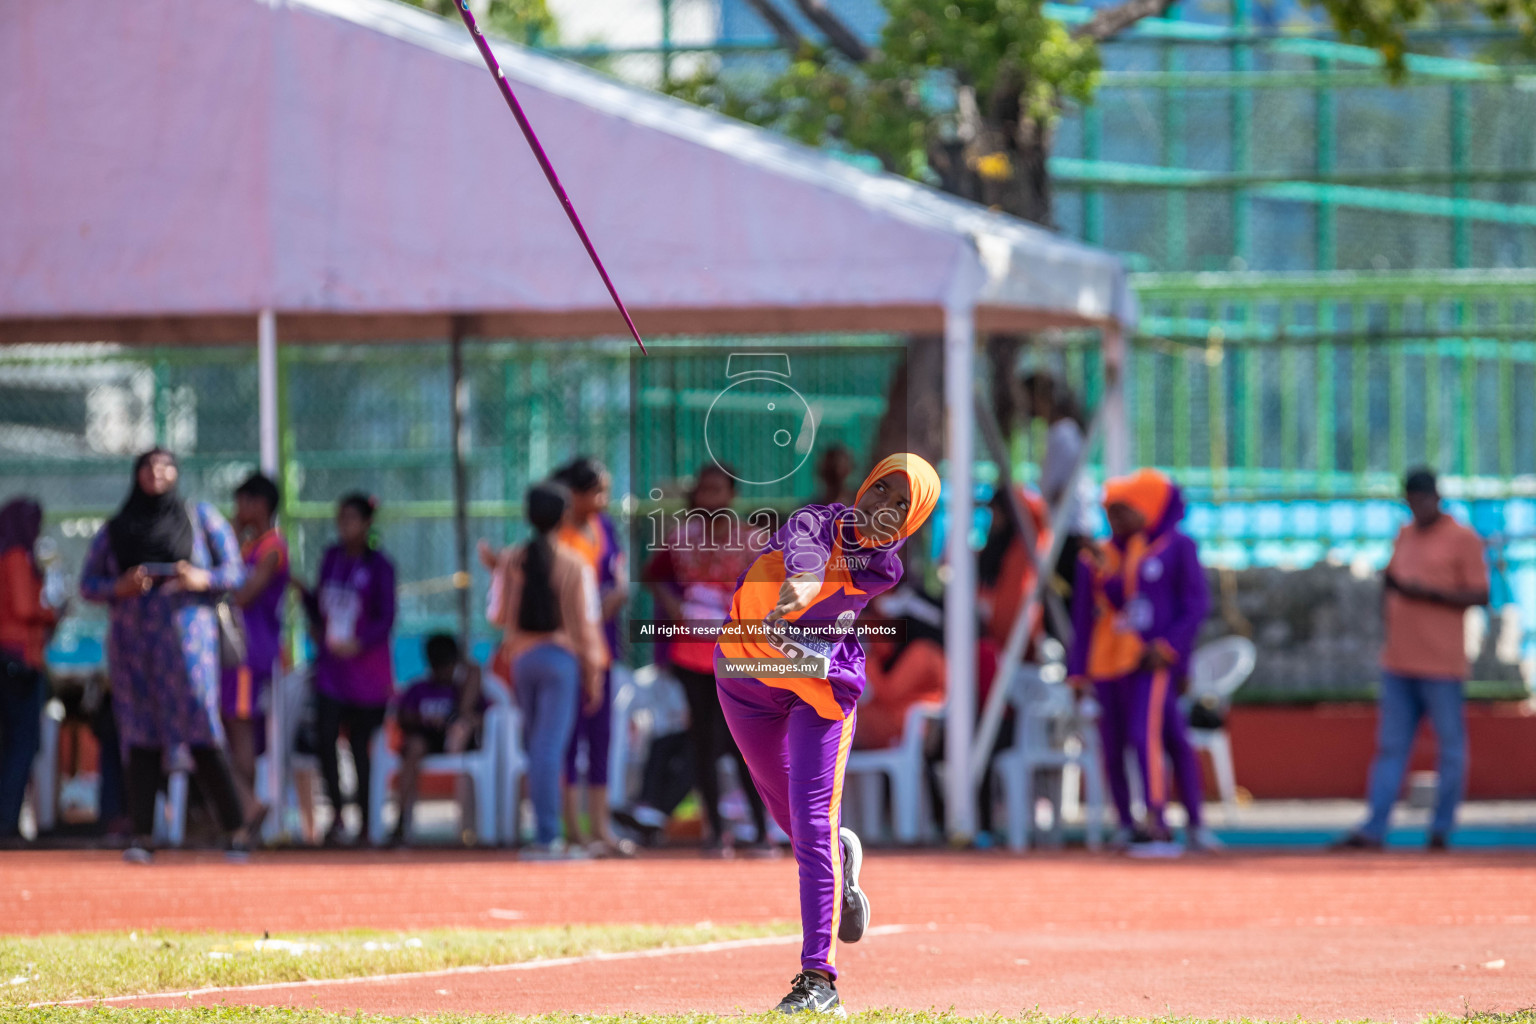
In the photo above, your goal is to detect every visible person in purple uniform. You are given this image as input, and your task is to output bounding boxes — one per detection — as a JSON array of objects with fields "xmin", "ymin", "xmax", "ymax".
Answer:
[
  {"xmin": 220, "ymin": 472, "xmax": 290, "ymax": 836},
  {"xmin": 1067, "ymin": 468, "xmax": 1210, "ymax": 856},
  {"xmin": 715, "ymin": 453, "xmax": 939, "ymax": 1014},
  {"xmin": 300, "ymin": 493, "xmax": 397, "ymax": 847},
  {"xmin": 389, "ymin": 633, "xmax": 486, "ymax": 847}
]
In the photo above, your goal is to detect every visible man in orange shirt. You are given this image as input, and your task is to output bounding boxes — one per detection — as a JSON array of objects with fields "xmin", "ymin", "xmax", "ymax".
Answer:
[{"xmin": 1335, "ymin": 469, "xmax": 1489, "ymax": 852}]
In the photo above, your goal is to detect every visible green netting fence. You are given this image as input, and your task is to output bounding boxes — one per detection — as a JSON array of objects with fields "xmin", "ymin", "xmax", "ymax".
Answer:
[{"xmin": 4, "ymin": 308, "xmax": 1533, "ymax": 687}]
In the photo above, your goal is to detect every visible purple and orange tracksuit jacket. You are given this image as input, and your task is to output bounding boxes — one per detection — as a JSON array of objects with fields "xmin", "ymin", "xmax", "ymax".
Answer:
[{"xmin": 1068, "ymin": 484, "xmax": 1210, "ymax": 826}]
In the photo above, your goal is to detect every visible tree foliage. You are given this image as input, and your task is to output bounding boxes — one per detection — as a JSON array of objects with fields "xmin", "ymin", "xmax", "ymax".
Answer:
[
  {"xmin": 402, "ymin": 0, "xmax": 557, "ymax": 46},
  {"xmin": 669, "ymin": 0, "xmax": 1144, "ymax": 226},
  {"xmin": 669, "ymin": 0, "xmax": 1534, "ymax": 226},
  {"xmin": 1308, "ymin": 0, "xmax": 1534, "ymax": 75}
]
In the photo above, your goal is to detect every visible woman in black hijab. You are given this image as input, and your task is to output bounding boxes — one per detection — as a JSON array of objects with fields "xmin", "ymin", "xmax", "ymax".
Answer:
[{"xmin": 81, "ymin": 449, "xmax": 251, "ymax": 862}]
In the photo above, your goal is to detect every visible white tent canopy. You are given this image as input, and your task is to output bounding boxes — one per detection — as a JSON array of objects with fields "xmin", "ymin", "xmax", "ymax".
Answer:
[
  {"xmin": 0, "ymin": 0, "xmax": 1136, "ymax": 837},
  {"xmin": 1, "ymin": 0, "xmax": 1133, "ymax": 336}
]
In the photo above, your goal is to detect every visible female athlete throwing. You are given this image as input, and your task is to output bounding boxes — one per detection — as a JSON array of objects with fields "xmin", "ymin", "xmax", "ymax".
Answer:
[{"xmin": 715, "ymin": 453, "xmax": 940, "ymax": 1014}]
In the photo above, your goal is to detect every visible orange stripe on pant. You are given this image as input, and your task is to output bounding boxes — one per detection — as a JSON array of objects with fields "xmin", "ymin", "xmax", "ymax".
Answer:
[
  {"xmin": 825, "ymin": 714, "xmax": 856, "ymax": 967},
  {"xmin": 236, "ymin": 666, "xmax": 253, "ymax": 720},
  {"xmin": 1145, "ymin": 668, "xmax": 1169, "ymax": 808}
]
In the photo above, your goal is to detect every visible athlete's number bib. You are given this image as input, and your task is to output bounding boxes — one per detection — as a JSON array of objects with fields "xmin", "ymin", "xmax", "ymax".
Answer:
[
  {"xmin": 321, "ymin": 584, "xmax": 360, "ymax": 647},
  {"xmin": 763, "ymin": 618, "xmax": 838, "ymax": 679}
]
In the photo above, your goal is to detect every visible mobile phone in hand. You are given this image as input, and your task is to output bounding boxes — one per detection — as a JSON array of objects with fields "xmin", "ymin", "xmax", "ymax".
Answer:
[{"xmin": 139, "ymin": 562, "xmax": 182, "ymax": 578}]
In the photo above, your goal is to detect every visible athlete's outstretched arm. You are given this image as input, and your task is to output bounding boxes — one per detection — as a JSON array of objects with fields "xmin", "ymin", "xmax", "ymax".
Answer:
[{"xmin": 769, "ymin": 572, "xmax": 822, "ymax": 621}]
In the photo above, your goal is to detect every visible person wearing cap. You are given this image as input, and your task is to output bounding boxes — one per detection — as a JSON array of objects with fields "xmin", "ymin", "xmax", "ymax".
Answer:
[
  {"xmin": 1067, "ymin": 468, "xmax": 1210, "ymax": 855},
  {"xmin": 1334, "ymin": 468, "xmax": 1489, "ymax": 852},
  {"xmin": 715, "ymin": 453, "xmax": 940, "ymax": 1014}
]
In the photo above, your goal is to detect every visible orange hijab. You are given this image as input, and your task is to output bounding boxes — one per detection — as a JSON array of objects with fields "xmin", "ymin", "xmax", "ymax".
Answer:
[
  {"xmin": 851, "ymin": 453, "xmax": 940, "ymax": 548},
  {"xmin": 1087, "ymin": 468, "xmax": 1175, "ymax": 679},
  {"xmin": 1101, "ymin": 468, "xmax": 1173, "ymax": 532}
]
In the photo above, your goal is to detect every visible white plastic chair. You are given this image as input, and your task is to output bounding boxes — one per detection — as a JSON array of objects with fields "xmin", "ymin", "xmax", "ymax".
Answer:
[
  {"xmin": 29, "ymin": 699, "xmax": 63, "ymax": 835},
  {"xmin": 606, "ymin": 663, "xmax": 694, "ymax": 810},
  {"xmin": 844, "ymin": 700, "xmax": 944, "ymax": 845},
  {"xmin": 1185, "ymin": 635, "xmax": 1257, "ymax": 811},
  {"xmin": 254, "ymin": 665, "xmax": 319, "ymax": 845},
  {"xmin": 153, "ymin": 746, "xmax": 192, "ymax": 847},
  {"xmin": 992, "ymin": 669, "xmax": 1106, "ymax": 852},
  {"xmin": 488, "ymin": 673, "xmax": 527, "ymax": 845},
  {"xmin": 147, "ymin": 665, "xmax": 307, "ymax": 848},
  {"xmin": 368, "ymin": 676, "xmax": 510, "ymax": 846},
  {"xmin": 605, "ymin": 663, "xmax": 645, "ymax": 809}
]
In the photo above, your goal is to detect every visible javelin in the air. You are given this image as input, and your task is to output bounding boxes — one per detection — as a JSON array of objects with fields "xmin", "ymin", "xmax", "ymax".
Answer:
[{"xmin": 450, "ymin": 0, "xmax": 647, "ymax": 354}]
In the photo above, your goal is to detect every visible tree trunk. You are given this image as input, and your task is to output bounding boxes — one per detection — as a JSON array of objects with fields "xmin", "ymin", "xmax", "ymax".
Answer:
[
  {"xmin": 887, "ymin": 89, "xmax": 1052, "ymax": 517},
  {"xmin": 931, "ymin": 121, "xmax": 1053, "ymax": 227},
  {"xmin": 985, "ymin": 333, "xmax": 1025, "ymax": 443},
  {"xmin": 977, "ymin": 68, "xmax": 1055, "ymax": 229},
  {"xmin": 927, "ymin": 138, "xmax": 979, "ymax": 204},
  {"xmin": 873, "ymin": 334, "xmax": 946, "ymax": 466},
  {"xmin": 1001, "ymin": 117, "xmax": 1054, "ymax": 229}
]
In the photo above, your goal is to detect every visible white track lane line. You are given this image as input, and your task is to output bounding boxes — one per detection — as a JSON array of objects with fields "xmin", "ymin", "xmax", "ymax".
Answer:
[{"xmin": 36, "ymin": 924, "xmax": 915, "ymax": 1008}]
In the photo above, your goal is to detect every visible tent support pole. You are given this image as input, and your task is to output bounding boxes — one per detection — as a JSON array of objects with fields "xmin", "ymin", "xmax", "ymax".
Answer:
[
  {"xmin": 450, "ymin": 319, "xmax": 472, "ymax": 646},
  {"xmin": 256, "ymin": 307, "xmax": 281, "ymax": 842},
  {"xmin": 968, "ymin": 401, "xmax": 1106, "ymax": 803},
  {"xmin": 1101, "ymin": 323, "xmax": 1130, "ymax": 475},
  {"xmin": 942, "ymin": 301, "xmax": 978, "ymax": 842},
  {"xmin": 258, "ymin": 310, "xmax": 279, "ymax": 475}
]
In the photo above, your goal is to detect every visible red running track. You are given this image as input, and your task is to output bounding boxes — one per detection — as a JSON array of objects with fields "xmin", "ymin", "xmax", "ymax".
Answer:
[{"xmin": 4, "ymin": 849, "xmax": 1534, "ymax": 1019}]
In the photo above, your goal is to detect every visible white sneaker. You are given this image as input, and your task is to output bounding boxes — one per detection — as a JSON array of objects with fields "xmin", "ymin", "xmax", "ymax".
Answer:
[{"xmin": 837, "ymin": 827, "xmax": 870, "ymax": 943}]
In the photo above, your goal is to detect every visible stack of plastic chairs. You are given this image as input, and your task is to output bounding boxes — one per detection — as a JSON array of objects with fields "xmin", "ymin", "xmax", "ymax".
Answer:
[{"xmin": 991, "ymin": 665, "xmax": 1107, "ymax": 852}]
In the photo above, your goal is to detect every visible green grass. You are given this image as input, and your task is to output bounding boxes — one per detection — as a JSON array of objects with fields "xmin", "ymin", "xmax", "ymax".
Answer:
[
  {"xmin": 7, "ymin": 1011, "xmax": 1536, "ymax": 1024},
  {"xmin": 0, "ymin": 922, "xmax": 796, "ymax": 1007},
  {"xmin": 1233, "ymin": 680, "xmax": 1532, "ymax": 705}
]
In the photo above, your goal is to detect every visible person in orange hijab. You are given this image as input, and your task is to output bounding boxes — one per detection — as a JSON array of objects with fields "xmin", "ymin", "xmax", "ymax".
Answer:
[
  {"xmin": 715, "ymin": 452, "xmax": 939, "ymax": 1014},
  {"xmin": 1066, "ymin": 468, "xmax": 1210, "ymax": 855}
]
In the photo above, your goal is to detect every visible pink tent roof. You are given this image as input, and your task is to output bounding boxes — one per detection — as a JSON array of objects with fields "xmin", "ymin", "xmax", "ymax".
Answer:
[{"xmin": 0, "ymin": 0, "xmax": 1134, "ymax": 342}]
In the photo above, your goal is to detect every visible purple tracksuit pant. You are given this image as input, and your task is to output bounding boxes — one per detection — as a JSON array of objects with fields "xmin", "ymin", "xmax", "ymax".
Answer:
[
  {"xmin": 717, "ymin": 675, "xmax": 855, "ymax": 979},
  {"xmin": 1095, "ymin": 669, "xmax": 1204, "ymax": 831},
  {"xmin": 564, "ymin": 665, "xmax": 612, "ymax": 786}
]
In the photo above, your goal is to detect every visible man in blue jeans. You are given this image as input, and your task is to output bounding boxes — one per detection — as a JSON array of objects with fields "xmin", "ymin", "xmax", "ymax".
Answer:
[{"xmin": 1334, "ymin": 469, "xmax": 1490, "ymax": 852}]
